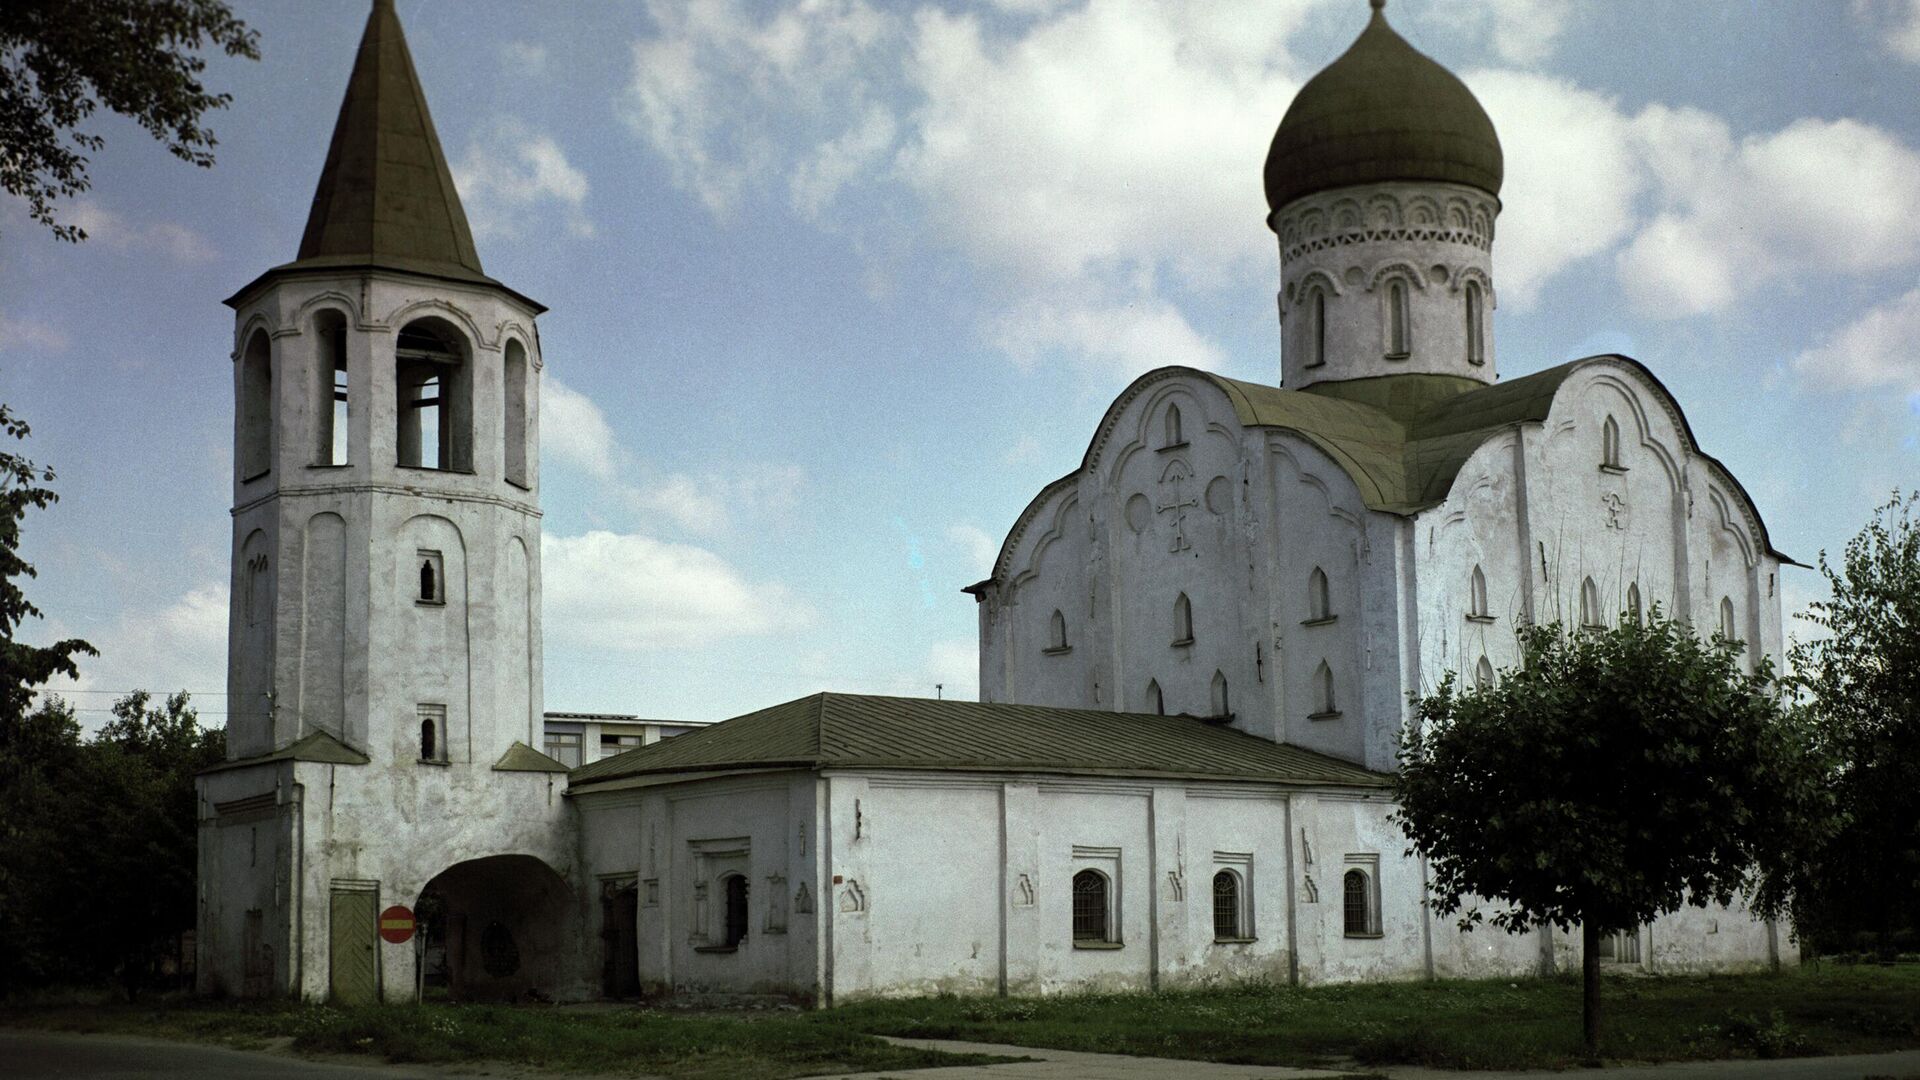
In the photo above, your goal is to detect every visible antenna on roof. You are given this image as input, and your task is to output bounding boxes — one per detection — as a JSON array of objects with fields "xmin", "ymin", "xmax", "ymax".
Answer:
[{"xmin": 935, "ymin": 683, "xmax": 944, "ymax": 700}]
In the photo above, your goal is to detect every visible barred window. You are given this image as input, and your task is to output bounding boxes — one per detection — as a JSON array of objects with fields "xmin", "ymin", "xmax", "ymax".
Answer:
[
  {"xmin": 1071, "ymin": 870, "xmax": 1109, "ymax": 942},
  {"xmin": 1212, "ymin": 870, "xmax": 1241, "ymax": 940},
  {"xmin": 1343, "ymin": 868, "xmax": 1378, "ymax": 936}
]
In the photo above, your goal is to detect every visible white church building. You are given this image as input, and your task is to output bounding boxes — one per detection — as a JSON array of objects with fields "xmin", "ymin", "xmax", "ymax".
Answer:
[{"xmin": 196, "ymin": 0, "xmax": 1792, "ymax": 1005}]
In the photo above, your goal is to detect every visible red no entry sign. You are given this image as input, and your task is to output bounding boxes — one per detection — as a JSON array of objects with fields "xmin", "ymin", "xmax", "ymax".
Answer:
[{"xmin": 379, "ymin": 905, "xmax": 416, "ymax": 944}]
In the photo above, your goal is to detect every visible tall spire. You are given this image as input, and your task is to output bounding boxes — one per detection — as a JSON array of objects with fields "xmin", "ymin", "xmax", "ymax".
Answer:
[{"xmin": 295, "ymin": 0, "xmax": 483, "ymax": 279}]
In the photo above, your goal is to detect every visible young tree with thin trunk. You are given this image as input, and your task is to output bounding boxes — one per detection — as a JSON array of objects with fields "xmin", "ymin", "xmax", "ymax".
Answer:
[{"xmin": 1395, "ymin": 611, "xmax": 1833, "ymax": 1055}]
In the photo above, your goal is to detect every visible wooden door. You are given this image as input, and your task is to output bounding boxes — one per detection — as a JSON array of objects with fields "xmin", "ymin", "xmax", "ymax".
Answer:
[{"xmin": 329, "ymin": 888, "xmax": 378, "ymax": 1004}]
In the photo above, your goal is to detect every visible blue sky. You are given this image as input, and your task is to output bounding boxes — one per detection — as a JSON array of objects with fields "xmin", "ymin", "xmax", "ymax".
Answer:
[{"xmin": 6, "ymin": 0, "xmax": 1918, "ymax": 730}]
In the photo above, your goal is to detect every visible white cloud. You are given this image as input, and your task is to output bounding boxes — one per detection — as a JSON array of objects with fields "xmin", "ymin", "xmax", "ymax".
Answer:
[
  {"xmin": 541, "ymin": 376, "xmax": 622, "ymax": 478},
  {"xmin": 625, "ymin": 463, "xmax": 804, "ymax": 535},
  {"xmin": 66, "ymin": 201, "xmax": 216, "ymax": 262},
  {"xmin": 543, "ymin": 530, "xmax": 809, "ymax": 650},
  {"xmin": 946, "ymin": 523, "xmax": 999, "ymax": 574},
  {"xmin": 1002, "ymin": 434, "xmax": 1043, "ymax": 466},
  {"xmin": 453, "ymin": 117, "xmax": 593, "ymax": 239},
  {"xmin": 790, "ymin": 102, "xmax": 897, "ymax": 220},
  {"xmin": 45, "ymin": 583, "xmax": 230, "ymax": 729},
  {"xmin": 924, "ymin": 638, "xmax": 979, "ymax": 700},
  {"xmin": 0, "ymin": 312, "xmax": 71, "ymax": 352},
  {"xmin": 1477, "ymin": 0, "xmax": 1574, "ymax": 65},
  {"xmin": 1794, "ymin": 285, "xmax": 1920, "ymax": 396},
  {"xmin": 501, "ymin": 40, "xmax": 549, "ymax": 72},
  {"xmin": 991, "ymin": 297, "xmax": 1224, "ymax": 379},
  {"xmin": 1856, "ymin": 0, "xmax": 1920, "ymax": 63}
]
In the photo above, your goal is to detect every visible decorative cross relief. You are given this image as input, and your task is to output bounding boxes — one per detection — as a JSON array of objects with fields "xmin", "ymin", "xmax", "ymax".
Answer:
[
  {"xmin": 1156, "ymin": 465, "xmax": 1198, "ymax": 553},
  {"xmin": 1014, "ymin": 873, "xmax": 1035, "ymax": 907},
  {"xmin": 1602, "ymin": 492, "xmax": 1628, "ymax": 530},
  {"xmin": 1167, "ymin": 869, "xmax": 1186, "ymax": 902}
]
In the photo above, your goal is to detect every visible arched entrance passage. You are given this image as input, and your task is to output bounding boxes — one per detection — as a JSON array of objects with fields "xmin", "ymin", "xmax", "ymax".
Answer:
[{"xmin": 417, "ymin": 854, "xmax": 572, "ymax": 1001}]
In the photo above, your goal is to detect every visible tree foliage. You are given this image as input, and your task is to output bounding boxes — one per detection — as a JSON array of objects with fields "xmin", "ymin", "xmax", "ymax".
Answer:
[
  {"xmin": 0, "ymin": 691, "xmax": 224, "ymax": 994},
  {"xmin": 0, "ymin": 0, "xmax": 258, "ymax": 241},
  {"xmin": 1786, "ymin": 490, "xmax": 1920, "ymax": 954},
  {"xmin": 3, "ymin": 403, "xmax": 95, "ymax": 731},
  {"xmin": 1395, "ymin": 611, "xmax": 1833, "ymax": 1050}
]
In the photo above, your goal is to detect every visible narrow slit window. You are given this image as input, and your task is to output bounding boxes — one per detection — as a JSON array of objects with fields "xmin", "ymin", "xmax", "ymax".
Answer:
[
  {"xmin": 1602, "ymin": 415, "xmax": 1622, "ymax": 469},
  {"xmin": 417, "ymin": 704, "xmax": 447, "ymax": 763},
  {"xmin": 1072, "ymin": 869, "xmax": 1109, "ymax": 942},
  {"xmin": 1469, "ymin": 564, "xmax": 1488, "ymax": 618},
  {"xmin": 1165, "ymin": 404, "xmax": 1183, "ymax": 447},
  {"xmin": 1173, "ymin": 593, "xmax": 1193, "ymax": 645},
  {"xmin": 1308, "ymin": 567, "xmax": 1331, "ymax": 621},
  {"xmin": 1146, "ymin": 679, "xmax": 1164, "ymax": 715},
  {"xmin": 504, "ymin": 340, "xmax": 529, "ymax": 486},
  {"xmin": 1627, "ymin": 582, "xmax": 1643, "ymax": 624},
  {"xmin": 1475, "ymin": 655, "xmax": 1495, "ymax": 689},
  {"xmin": 1309, "ymin": 288, "xmax": 1327, "ymax": 369},
  {"xmin": 1465, "ymin": 281, "xmax": 1485, "ymax": 366},
  {"xmin": 1210, "ymin": 670, "xmax": 1229, "ymax": 717},
  {"xmin": 1386, "ymin": 279, "xmax": 1410, "ymax": 358},
  {"xmin": 1720, "ymin": 596, "xmax": 1737, "ymax": 641},
  {"xmin": 417, "ymin": 550, "xmax": 444, "ymax": 604},
  {"xmin": 1047, "ymin": 609, "xmax": 1068, "ymax": 652},
  {"xmin": 239, "ymin": 330, "xmax": 272, "ymax": 479},
  {"xmin": 1580, "ymin": 576, "xmax": 1602, "ymax": 628},
  {"xmin": 1313, "ymin": 660, "xmax": 1337, "ymax": 716},
  {"xmin": 722, "ymin": 874, "xmax": 749, "ymax": 947}
]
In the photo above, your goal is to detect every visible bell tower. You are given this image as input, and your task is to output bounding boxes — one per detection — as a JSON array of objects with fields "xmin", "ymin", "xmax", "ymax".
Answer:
[
  {"xmin": 201, "ymin": 0, "xmax": 578, "ymax": 1003},
  {"xmin": 1264, "ymin": 0, "xmax": 1504, "ymax": 393}
]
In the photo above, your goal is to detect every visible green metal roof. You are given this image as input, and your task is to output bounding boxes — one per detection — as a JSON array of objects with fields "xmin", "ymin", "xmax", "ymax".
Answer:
[
  {"xmin": 493, "ymin": 741, "xmax": 570, "ymax": 773},
  {"xmin": 225, "ymin": 0, "xmax": 543, "ymax": 312},
  {"xmin": 1264, "ymin": 2, "xmax": 1502, "ymax": 212},
  {"xmin": 199, "ymin": 729, "xmax": 369, "ymax": 775},
  {"xmin": 566, "ymin": 693, "xmax": 1390, "ymax": 791}
]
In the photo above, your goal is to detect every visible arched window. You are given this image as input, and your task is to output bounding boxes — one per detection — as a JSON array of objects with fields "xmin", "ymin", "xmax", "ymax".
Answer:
[
  {"xmin": 721, "ymin": 873, "xmax": 749, "ymax": 947},
  {"xmin": 1343, "ymin": 868, "xmax": 1378, "ymax": 936},
  {"xmin": 1307, "ymin": 287, "xmax": 1328, "ymax": 369},
  {"xmin": 417, "ymin": 704, "xmax": 446, "ymax": 763},
  {"xmin": 1146, "ymin": 679, "xmax": 1164, "ymax": 715},
  {"xmin": 1173, "ymin": 592, "xmax": 1194, "ymax": 645},
  {"xmin": 238, "ymin": 329, "xmax": 272, "ymax": 480},
  {"xmin": 1307, "ymin": 567, "xmax": 1332, "ymax": 621},
  {"xmin": 1475, "ymin": 655, "xmax": 1495, "ymax": 690},
  {"xmin": 1071, "ymin": 869, "xmax": 1110, "ymax": 942},
  {"xmin": 1580, "ymin": 576, "xmax": 1602, "ymax": 628},
  {"xmin": 1386, "ymin": 279, "xmax": 1410, "ymax": 358},
  {"xmin": 504, "ymin": 339, "xmax": 529, "ymax": 486},
  {"xmin": 1210, "ymin": 670, "xmax": 1229, "ymax": 717},
  {"xmin": 313, "ymin": 309, "xmax": 349, "ymax": 466},
  {"xmin": 1719, "ymin": 596, "xmax": 1737, "ymax": 641},
  {"xmin": 1469, "ymin": 564, "xmax": 1489, "ymax": 619},
  {"xmin": 1627, "ymin": 582, "xmax": 1643, "ymax": 624},
  {"xmin": 1464, "ymin": 280, "xmax": 1485, "ymax": 366},
  {"xmin": 417, "ymin": 550, "xmax": 444, "ymax": 604},
  {"xmin": 419, "ymin": 716, "xmax": 437, "ymax": 762},
  {"xmin": 395, "ymin": 318, "xmax": 472, "ymax": 471},
  {"xmin": 1047, "ymin": 609, "xmax": 1068, "ymax": 652},
  {"xmin": 420, "ymin": 560, "xmax": 437, "ymax": 601},
  {"xmin": 1313, "ymin": 660, "xmax": 1337, "ymax": 716},
  {"xmin": 1164, "ymin": 404, "xmax": 1183, "ymax": 447},
  {"xmin": 1602, "ymin": 415, "xmax": 1622, "ymax": 469},
  {"xmin": 1212, "ymin": 870, "xmax": 1244, "ymax": 940}
]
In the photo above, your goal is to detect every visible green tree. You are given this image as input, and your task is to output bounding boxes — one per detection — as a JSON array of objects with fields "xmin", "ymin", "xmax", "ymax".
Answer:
[
  {"xmin": 0, "ymin": 694, "xmax": 83, "ymax": 989},
  {"xmin": 2, "ymin": 404, "xmax": 96, "ymax": 721},
  {"xmin": 1787, "ymin": 491, "xmax": 1920, "ymax": 957},
  {"xmin": 1, "ymin": 0, "xmax": 258, "ymax": 241},
  {"xmin": 1395, "ymin": 612, "xmax": 1833, "ymax": 1054}
]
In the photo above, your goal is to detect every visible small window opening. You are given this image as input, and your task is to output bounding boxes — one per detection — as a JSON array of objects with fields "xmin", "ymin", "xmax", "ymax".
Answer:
[
  {"xmin": 417, "ymin": 550, "xmax": 444, "ymax": 604},
  {"xmin": 420, "ymin": 717, "xmax": 436, "ymax": 761},
  {"xmin": 1386, "ymin": 279, "xmax": 1410, "ymax": 358},
  {"xmin": 1212, "ymin": 870, "xmax": 1243, "ymax": 940},
  {"xmin": 1210, "ymin": 670, "xmax": 1229, "ymax": 718},
  {"xmin": 721, "ymin": 873, "xmax": 749, "ymax": 948},
  {"xmin": 1072, "ymin": 869, "xmax": 1110, "ymax": 942},
  {"xmin": 239, "ymin": 330, "xmax": 272, "ymax": 479},
  {"xmin": 1045, "ymin": 609, "xmax": 1069, "ymax": 653},
  {"xmin": 1580, "ymin": 576, "xmax": 1602, "ymax": 628},
  {"xmin": 1173, "ymin": 592, "xmax": 1194, "ymax": 645},
  {"xmin": 1627, "ymin": 582, "xmax": 1643, "ymax": 624},
  {"xmin": 1307, "ymin": 567, "xmax": 1332, "ymax": 622},
  {"xmin": 1475, "ymin": 655, "xmax": 1495, "ymax": 690},
  {"xmin": 1343, "ymin": 869, "xmax": 1379, "ymax": 936},
  {"xmin": 1602, "ymin": 415, "xmax": 1623, "ymax": 469},
  {"xmin": 1312, "ymin": 660, "xmax": 1337, "ymax": 716},
  {"xmin": 1164, "ymin": 404, "xmax": 1184, "ymax": 447},
  {"xmin": 1719, "ymin": 596, "xmax": 1737, "ymax": 641},
  {"xmin": 1465, "ymin": 280, "xmax": 1485, "ymax": 366},
  {"xmin": 312, "ymin": 310, "xmax": 350, "ymax": 465},
  {"xmin": 417, "ymin": 703, "xmax": 446, "ymax": 763},
  {"xmin": 1146, "ymin": 679, "xmax": 1164, "ymax": 715},
  {"xmin": 1468, "ymin": 564, "xmax": 1489, "ymax": 619}
]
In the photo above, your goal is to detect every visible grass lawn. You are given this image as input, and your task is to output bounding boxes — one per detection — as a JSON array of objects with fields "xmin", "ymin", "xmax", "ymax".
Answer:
[
  {"xmin": 3, "ymin": 964, "xmax": 1915, "ymax": 1075},
  {"xmin": 827, "ymin": 962, "xmax": 1920, "ymax": 1070}
]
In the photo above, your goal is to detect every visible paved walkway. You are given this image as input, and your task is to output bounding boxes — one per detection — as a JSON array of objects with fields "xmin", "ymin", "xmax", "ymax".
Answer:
[{"xmin": 816, "ymin": 1040, "xmax": 1920, "ymax": 1080}]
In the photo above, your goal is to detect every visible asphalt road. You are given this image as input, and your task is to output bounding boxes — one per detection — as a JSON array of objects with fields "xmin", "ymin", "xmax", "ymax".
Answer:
[{"xmin": 0, "ymin": 1030, "xmax": 508, "ymax": 1079}]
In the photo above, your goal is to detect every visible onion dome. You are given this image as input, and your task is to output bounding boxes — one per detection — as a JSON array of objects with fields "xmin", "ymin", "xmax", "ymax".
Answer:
[{"xmin": 1263, "ymin": 0, "xmax": 1502, "ymax": 214}]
